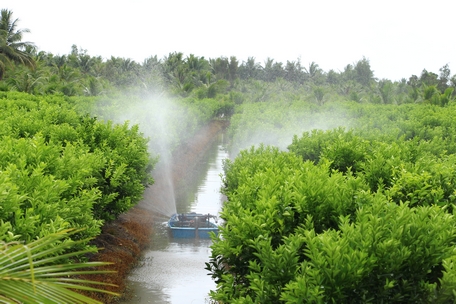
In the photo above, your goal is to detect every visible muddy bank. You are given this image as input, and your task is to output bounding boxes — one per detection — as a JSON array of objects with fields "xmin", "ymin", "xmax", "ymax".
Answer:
[{"xmin": 81, "ymin": 119, "xmax": 229, "ymax": 303}]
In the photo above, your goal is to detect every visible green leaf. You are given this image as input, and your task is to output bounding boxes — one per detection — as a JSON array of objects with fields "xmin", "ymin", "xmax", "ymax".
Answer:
[{"xmin": 0, "ymin": 229, "xmax": 118, "ymax": 304}]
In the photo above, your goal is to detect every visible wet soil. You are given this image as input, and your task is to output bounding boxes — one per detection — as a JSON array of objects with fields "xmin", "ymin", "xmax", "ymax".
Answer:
[{"xmin": 81, "ymin": 120, "xmax": 229, "ymax": 303}]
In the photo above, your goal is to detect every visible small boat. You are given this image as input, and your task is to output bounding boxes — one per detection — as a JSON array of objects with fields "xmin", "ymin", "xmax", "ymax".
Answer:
[{"xmin": 168, "ymin": 212, "xmax": 219, "ymax": 238}]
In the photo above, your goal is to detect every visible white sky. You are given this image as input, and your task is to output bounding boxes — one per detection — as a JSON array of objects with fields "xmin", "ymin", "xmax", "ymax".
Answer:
[{"xmin": 2, "ymin": 0, "xmax": 454, "ymax": 81}]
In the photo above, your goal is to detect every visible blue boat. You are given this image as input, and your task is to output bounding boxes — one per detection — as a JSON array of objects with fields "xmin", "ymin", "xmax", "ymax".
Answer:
[{"xmin": 168, "ymin": 212, "xmax": 219, "ymax": 238}]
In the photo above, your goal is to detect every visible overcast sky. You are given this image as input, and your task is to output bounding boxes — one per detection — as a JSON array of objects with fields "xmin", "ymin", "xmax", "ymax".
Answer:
[{"xmin": 2, "ymin": 0, "xmax": 454, "ymax": 81}]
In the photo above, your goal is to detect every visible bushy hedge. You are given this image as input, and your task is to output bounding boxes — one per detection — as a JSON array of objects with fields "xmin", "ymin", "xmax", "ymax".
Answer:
[
  {"xmin": 208, "ymin": 102, "xmax": 456, "ymax": 303},
  {"xmin": 0, "ymin": 92, "xmax": 154, "ymax": 246}
]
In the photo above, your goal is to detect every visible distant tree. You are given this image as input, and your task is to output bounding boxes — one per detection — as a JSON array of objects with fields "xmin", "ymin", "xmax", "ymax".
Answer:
[
  {"xmin": 6, "ymin": 65, "xmax": 43, "ymax": 93},
  {"xmin": 284, "ymin": 59, "xmax": 303, "ymax": 83},
  {"xmin": 398, "ymin": 78, "xmax": 409, "ymax": 93},
  {"xmin": 103, "ymin": 56, "xmax": 141, "ymax": 88},
  {"xmin": 138, "ymin": 55, "xmax": 163, "ymax": 93},
  {"xmin": 420, "ymin": 69, "xmax": 439, "ymax": 87},
  {"xmin": 451, "ymin": 75, "xmax": 456, "ymax": 91},
  {"xmin": 239, "ymin": 57, "xmax": 262, "ymax": 80},
  {"xmin": 263, "ymin": 57, "xmax": 284, "ymax": 82},
  {"xmin": 341, "ymin": 64, "xmax": 356, "ymax": 82},
  {"xmin": 185, "ymin": 54, "xmax": 210, "ymax": 86},
  {"xmin": 354, "ymin": 57, "xmax": 374, "ymax": 87},
  {"xmin": 304, "ymin": 61, "xmax": 320, "ymax": 79},
  {"xmin": 51, "ymin": 54, "xmax": 69, "ymax": 69},
  {"xmin": 163, "ymin": 52, "xmax": 184, "ymax": 75},
  {"xmin": 326, "ymin": 69, "xmax": 340, "ymax": 85},
  {"xmin": 210, "ymin": 57, "xmax": 230, "ymax": 80},
  {"xmin": 142, "ymin": 55, "xmax": 161, "ymax": 70},
  {"xmin": 437, "ymin": 64, "xmax": 451, "ymax": 92},
  {"xmin": 228, "ymin": 56, "xmax": 239, "ymax": 87},
  {"xmin": 67, "ymin": 46, "xmax": 101, "ymax": 75},
  {"xmin": 0, "ymin": 9, "xmax": 36, "ymax": 80},
  {"xmin": 407, "ymin": 74, "xmax": 420, "ymax": 88},
  {"xmin": 186, "ymin": 54, "xmax": 207, "ymax": 72},
  {"xmin": 83, "ymin": 75, "xmax": 105, "ymax": 96},
  {"xmin": 378, "ymin": 79, "xmax": 395, "ymax": 104},
  {"xmin": 304, "ymin": 61, "xmax": 325, "ymax": 85},
  {"xmin": 312, "ymin": 85, "xmax": 326, "ymax": 105}
]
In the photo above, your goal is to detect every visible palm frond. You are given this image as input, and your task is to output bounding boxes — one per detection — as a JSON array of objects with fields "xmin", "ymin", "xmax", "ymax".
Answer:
[{"xmin": 0, "ymin": 229, "xmax": 119, "ymax": 304}]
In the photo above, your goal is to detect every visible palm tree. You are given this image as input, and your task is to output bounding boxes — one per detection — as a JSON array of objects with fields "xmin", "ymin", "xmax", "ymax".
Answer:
[
  {"xmin": 284, "ymin": 59, "xmax": 303, "ymax": 83},
  {"xmin": 238, "ymin": 57, "xmax": 261, "ymax": 80},
  {"xmin": 0, "ymin": 229, "xmax": 118, "ymax": 303},
  {"xmin": 304, "ymin": 61, "xmax": 321, "ymax": 79},
  {"xmin": 0, "ymin": 9, "xmax": 36, "ymax": 80},
  {"xmin": 263, "ymin": 58, "xmax": 284, "ymax": 82}
]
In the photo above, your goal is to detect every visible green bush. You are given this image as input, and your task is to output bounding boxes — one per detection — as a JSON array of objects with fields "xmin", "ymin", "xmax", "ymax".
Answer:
[
  {"xmin": 280, "ymin": 199, "xmax": 456, "ymax": 303},
  {"xmin": 209, "ymin": 112, "xmax": 456, "ymax": 302},
  {"xmin": 0, "ymin": 92, "xmax": 154, "ymax": 245}
]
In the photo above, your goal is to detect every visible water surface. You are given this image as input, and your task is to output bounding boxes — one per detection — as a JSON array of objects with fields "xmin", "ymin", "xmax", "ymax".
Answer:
[{"xmin": 121, "ymin": 133, "xmax": 228, "ymax": 303}]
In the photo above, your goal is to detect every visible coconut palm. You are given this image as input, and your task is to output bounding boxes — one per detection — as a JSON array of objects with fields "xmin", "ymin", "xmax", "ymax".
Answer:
[
  {"xmin": 0, "ymin": 9, "xmax": 36, "ymax": 80},
  {"xmin": 0, "ymin": 229, "xmax": 118, "ymax": 304},
  {"xmin": 238, "ymin": 57, "xmax": 261, "ymax": 80},
  {"xmin": 263, "ymin": 58, "xmax": 284, "ymax": 82},
  {"xmin": 304, "ymin": 61, "xmax": 321, "ymax": 79}
]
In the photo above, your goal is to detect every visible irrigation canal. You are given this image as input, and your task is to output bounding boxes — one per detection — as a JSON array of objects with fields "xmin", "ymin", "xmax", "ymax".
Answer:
[{"xmin": 120, "ymin": 132, "xmax": 228, "ymax": 303}]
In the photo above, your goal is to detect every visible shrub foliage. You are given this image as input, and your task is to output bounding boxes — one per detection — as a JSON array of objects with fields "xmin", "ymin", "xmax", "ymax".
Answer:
[
  {"xmin": 0, "ymin": 92, "xmax": 154, "ymax": 246},
  {"xmin": 208, "ymin": 102, "xmax": 456, "ymax": 303}
]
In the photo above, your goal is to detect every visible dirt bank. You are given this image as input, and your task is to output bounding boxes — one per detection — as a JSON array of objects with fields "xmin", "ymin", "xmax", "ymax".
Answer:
[{"xmin": 81, "ymin": 119, "xmax": 229, "ymax": 303}]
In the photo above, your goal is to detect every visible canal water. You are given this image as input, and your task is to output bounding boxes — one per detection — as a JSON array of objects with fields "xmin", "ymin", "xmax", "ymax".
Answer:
[{"xmin": 120, "ymin": 132, "xmax": 228, "ymax": 304}]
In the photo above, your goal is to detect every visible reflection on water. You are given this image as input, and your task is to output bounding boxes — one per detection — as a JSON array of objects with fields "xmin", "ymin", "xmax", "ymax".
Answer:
[
  {"xmin": 175, "ymin": 135, "xmax": 227, "ymax": 216},
  {"xmin": 121, "ymin": 224, "xmax": 215, "ymax": 303},
  {"xmin": 120, "ymin": 133, "xmax": 228, "ymax": 304}
]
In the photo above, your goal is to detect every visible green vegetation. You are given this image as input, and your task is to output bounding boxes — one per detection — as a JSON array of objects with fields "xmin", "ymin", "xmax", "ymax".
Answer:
[
  {"xmin": 207, "ymin": 104, "xmax": 456, "ymax": 303},
  {"xmin": 0, "ymin": 9, "xmax": 35, "ymax": 81},
  {"xmin": 0, "ymin": 92, "xmax": 155, "ymax": 246},
  {"xmin": 2, "ymin": 7, "xmax": 456, "ymax": 303},
  {"xmin": 0, "ymin": 229, "xmax": 118, "ymax": 304}
]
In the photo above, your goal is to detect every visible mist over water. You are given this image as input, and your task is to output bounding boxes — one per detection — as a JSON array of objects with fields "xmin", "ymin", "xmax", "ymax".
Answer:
[
  {"xmin": 93, "ymin": 93, "xmax": 197, "ymax": 217},
  {"xmin": 120, "ymin": 132, "xmax": 228, "ymax": 304}
]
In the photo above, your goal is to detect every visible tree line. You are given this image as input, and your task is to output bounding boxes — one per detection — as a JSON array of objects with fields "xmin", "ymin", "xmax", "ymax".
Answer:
[{"xmin": 1, "ymin": 9, "xmax": 455, "ymax": 106}]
